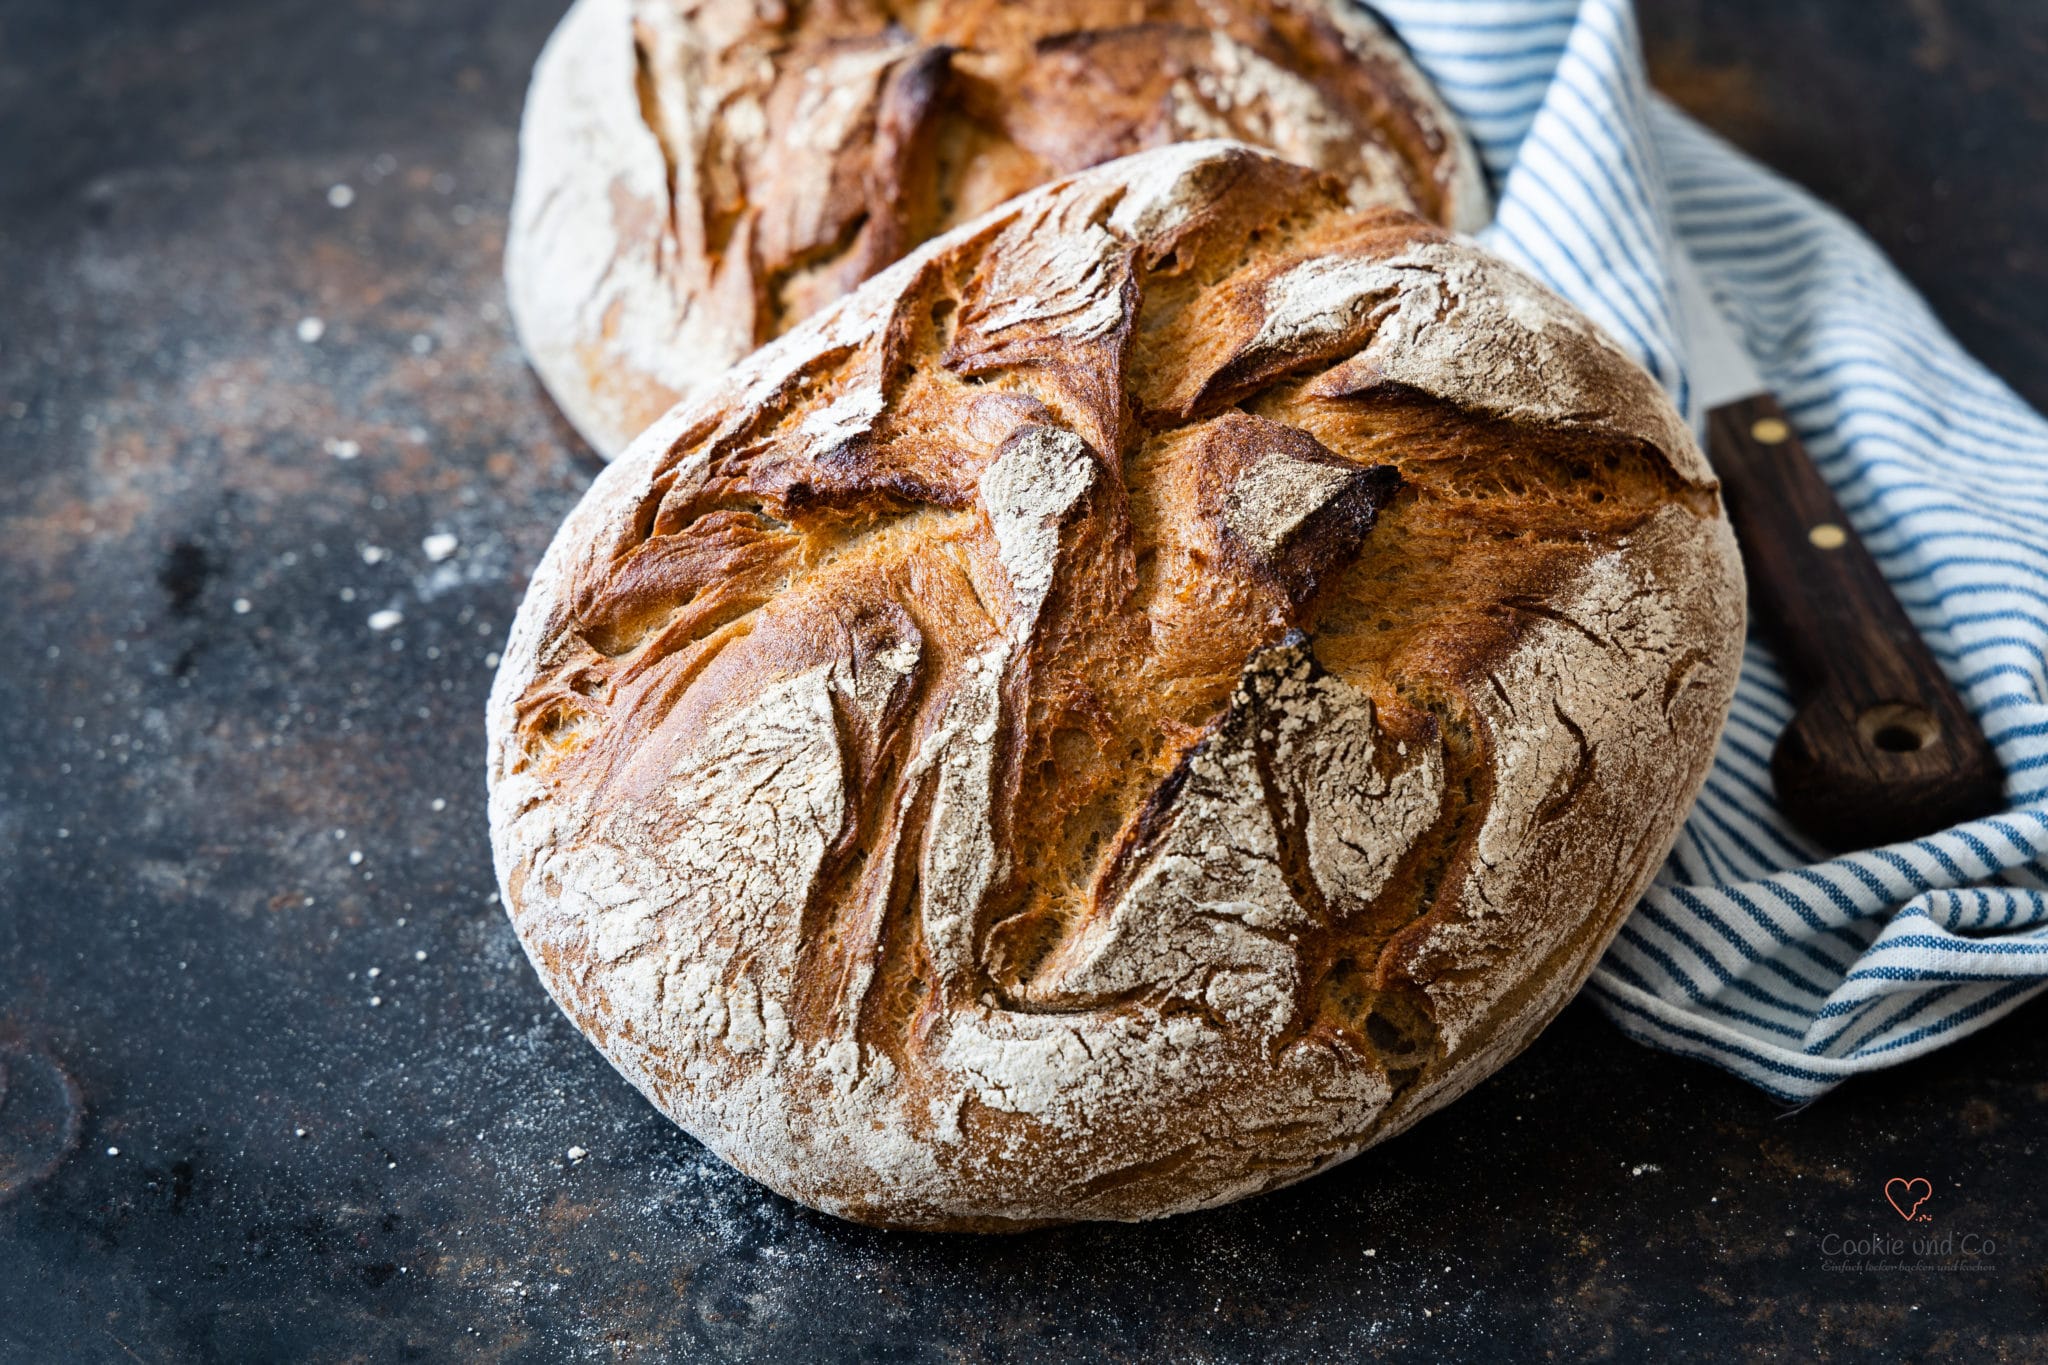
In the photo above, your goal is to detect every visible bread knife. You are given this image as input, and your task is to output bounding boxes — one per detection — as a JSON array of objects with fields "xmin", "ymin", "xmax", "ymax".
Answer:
[{"xmin": 1670, "ymin": 249, "xmax": 2002, "ymax": 851}]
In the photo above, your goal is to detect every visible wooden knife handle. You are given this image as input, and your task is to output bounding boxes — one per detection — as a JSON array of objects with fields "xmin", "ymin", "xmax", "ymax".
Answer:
[{"xmin": 1706, "ymin": 393, "xmax": 2003, "ymax": 851}]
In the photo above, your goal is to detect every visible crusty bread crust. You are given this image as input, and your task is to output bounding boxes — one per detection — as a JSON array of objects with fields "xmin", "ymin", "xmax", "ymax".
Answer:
[
  {"xmin": 488, "ymin": 143, "xmax": 1743, "ymax": 1230},
  {"xmin": 505, "ymin": 0, "xmax": 1490, "ymax": 458}
]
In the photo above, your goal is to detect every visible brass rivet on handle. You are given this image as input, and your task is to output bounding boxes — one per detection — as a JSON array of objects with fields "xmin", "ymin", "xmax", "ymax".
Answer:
[
  {"xmin": 1751, "ymin": 417, "xmax": 1791, "ymax": 445},
  {"xmin": 1808, "ymin": 523, "xmax": 1848, "ymax": 550}
]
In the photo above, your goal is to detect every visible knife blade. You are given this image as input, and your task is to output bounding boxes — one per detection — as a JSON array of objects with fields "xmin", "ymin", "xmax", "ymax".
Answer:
[
  {"xmin": 1672, "ymin": 250, "xmax": 1768, "ymax": 421},
  {"xmin": 1672, "ymin": 246, "xmax": 2002, "ymax": 850}
]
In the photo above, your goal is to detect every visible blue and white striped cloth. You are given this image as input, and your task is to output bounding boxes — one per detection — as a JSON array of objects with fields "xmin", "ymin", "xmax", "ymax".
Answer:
[{"xmin": 1371, "ymin": 0, "xmax": 2048, "ymax": 1099}]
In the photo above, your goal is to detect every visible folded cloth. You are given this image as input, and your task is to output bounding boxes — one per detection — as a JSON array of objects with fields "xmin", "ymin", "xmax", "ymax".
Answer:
[{"xmin": 1371, "ymin": 0, "xmax": 2048, "ymax": 1100}]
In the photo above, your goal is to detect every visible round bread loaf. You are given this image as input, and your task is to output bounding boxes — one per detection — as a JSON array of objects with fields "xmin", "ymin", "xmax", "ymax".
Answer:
[
  {"xmin": 506, "ymin": 0, "xmax": 1488, "ymax": 458},
  {"xmin": 488, "ymin": 142, "xmax": 1744, "ymax": 1230}
]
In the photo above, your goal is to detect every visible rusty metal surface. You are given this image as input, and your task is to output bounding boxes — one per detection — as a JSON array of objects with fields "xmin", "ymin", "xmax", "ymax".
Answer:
[{"xmin": 1, "ymin": 1, "xmax": 2045, "ymax": 1359}]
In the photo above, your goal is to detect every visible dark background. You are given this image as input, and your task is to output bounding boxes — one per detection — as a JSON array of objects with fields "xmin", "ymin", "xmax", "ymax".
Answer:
[{"xmin": 3, "ymin": 1, "xmax": 2045, "ymax": 1360}]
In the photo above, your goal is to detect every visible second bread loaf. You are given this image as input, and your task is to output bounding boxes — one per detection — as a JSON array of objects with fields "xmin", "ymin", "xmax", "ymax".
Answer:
[{"xmin": 506, "ymin": 0, "xmax": 1489, "ymax": 457}]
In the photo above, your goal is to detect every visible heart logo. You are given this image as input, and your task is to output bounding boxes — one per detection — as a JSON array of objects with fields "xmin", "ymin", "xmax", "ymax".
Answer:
[{"xmin": 1884, "ymin": 1177, "xmax": 1932, "ymax": 1221}]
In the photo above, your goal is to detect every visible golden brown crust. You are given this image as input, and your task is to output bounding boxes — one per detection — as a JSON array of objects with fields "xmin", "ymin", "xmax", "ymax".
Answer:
[
  {"xmin": 506, "ymin": 0, "xmax": 1490, "ymax": 457},
  {"xmin": 487, "ymin": 144, "xmax": 1744, "ymax": 1229}
]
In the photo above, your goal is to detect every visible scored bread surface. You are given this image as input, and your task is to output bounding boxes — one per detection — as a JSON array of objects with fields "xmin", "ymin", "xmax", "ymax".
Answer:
[
  {"xmin": 487, "ymin": 143, "xmax": 1744, "ymax": 1230},
  {"xmin": 506, "ymin": 0, "xmax": 1489, "ymax": 458}
]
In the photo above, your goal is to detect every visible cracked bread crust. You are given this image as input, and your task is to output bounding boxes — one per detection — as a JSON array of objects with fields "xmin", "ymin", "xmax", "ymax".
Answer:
[
  {"xmin": 486, "ymin": 143, "xmax": 1744, "ymax": 1230},
  {"xmin": 505, "ymin": 0, "xmax": 1490, "ymax": 458}
]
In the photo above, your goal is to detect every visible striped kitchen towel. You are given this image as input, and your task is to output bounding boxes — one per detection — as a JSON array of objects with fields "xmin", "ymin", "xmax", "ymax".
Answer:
[{"xmin": 1370, "ymin": 0, "xmax": 2048, "ymax": 1100}]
